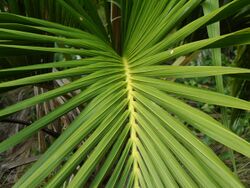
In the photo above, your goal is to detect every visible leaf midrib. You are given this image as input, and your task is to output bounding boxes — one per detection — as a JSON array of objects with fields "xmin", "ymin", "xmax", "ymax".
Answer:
[{"xmin": 122, "ymin": 57, "xmax": 140, "ymax": 186}]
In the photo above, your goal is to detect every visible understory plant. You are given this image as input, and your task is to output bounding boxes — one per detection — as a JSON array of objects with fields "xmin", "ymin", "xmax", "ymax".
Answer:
[{"xmin": 0, "ymin": 0, "xmax": 250, "ymax": 187}]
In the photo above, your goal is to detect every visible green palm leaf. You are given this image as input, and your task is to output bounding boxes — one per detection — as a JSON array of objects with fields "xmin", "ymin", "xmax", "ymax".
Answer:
[{"xmin": 0, "ymin": 0, "xmax": 250, "ymax": 187}]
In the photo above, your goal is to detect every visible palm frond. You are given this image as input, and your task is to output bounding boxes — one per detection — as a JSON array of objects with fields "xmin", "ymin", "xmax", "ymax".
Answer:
[{"xmin": 0, "ymin": 0, "xmax": 250, "ymax": 187}]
